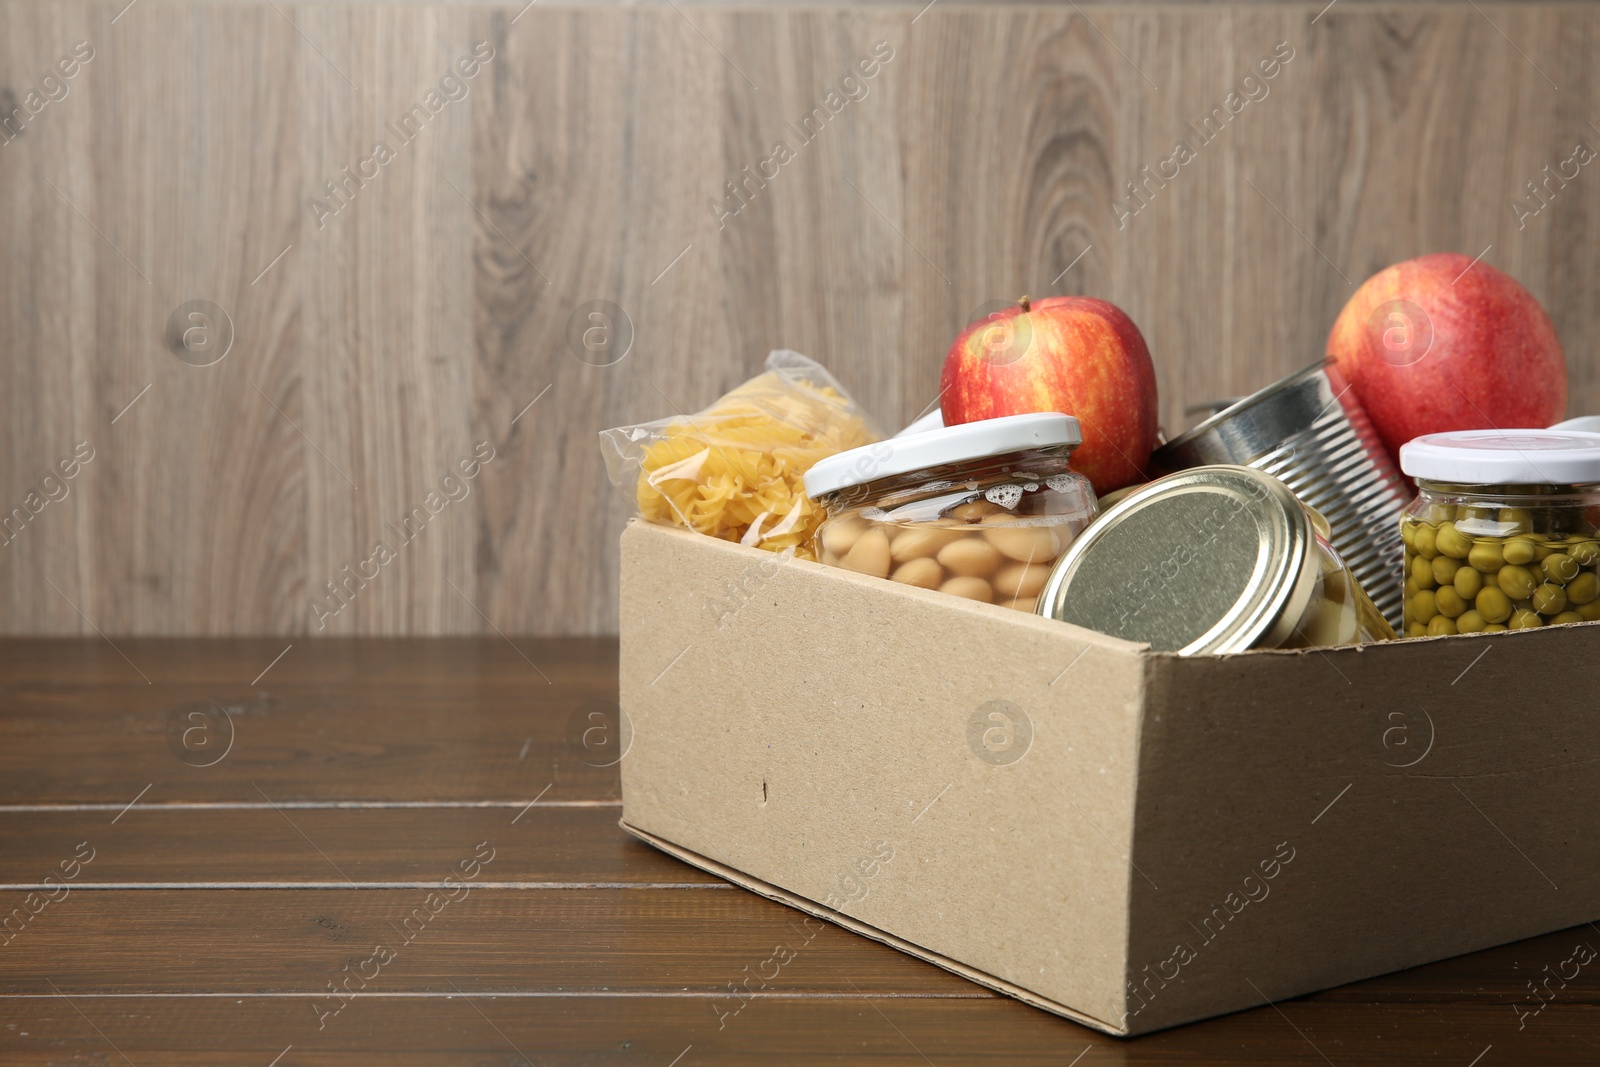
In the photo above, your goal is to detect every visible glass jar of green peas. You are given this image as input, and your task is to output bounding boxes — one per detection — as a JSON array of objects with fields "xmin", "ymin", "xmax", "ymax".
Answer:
[{"xmin": 1397, "ymin": 430, "xmax": 1600, "ymax": 637}]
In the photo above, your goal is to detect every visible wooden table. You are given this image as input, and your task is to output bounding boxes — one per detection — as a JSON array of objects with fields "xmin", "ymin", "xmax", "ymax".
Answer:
[{"xmin": 2, "ymin": 638, "xmax": 1595, "ymax": 1065}]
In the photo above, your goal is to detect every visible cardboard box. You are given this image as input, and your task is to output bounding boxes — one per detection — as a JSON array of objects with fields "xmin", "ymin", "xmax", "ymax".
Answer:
[{"xmin": 618, "ymin": 519, "xmax": 1600, "ymax": 1035}]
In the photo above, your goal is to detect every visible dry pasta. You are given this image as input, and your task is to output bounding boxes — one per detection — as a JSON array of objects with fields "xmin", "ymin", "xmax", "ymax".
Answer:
[{"xmin": 600, "ymin": 352, "xmax": 881, "ymax": 559}]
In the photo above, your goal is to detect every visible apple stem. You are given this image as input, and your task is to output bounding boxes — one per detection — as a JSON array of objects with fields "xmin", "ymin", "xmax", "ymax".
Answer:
[{"xmin": 1018, "ymin": 295, "xmax": 1031, "ymax": 312}]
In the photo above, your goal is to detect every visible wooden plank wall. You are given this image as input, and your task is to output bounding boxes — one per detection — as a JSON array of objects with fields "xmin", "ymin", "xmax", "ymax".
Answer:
[{"xmin": 0, "ymin": 1, "xmax": 1595, "ymax": 636}]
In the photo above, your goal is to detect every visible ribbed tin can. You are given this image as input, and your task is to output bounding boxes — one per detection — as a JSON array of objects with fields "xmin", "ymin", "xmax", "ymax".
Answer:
[{"xmin": 1151, "ymin": 362, "xmax": 1409, "ymax": 630}]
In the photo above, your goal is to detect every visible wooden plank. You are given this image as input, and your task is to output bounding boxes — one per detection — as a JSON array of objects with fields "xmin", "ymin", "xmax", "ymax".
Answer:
[
  {"xmin": 4, "ymin": 996, "xmax": 1087, "ymax": 1067},
  {"xmin": 3, "ymin": 968, "xmax": 1600, "ymax": 1067},
  {"xmin": 2, "ymin": 5, "xmax": 1596, "ymax": 636},
  {"xmin": 0, "ymin": 1, "xmax": 105, "ymax": 636},
  {"xmin": 0, "ymin": 0, "xmax": 306, "ymax": 634},
  {"xmin": 0, "ymin": 638, "xmax": 624, "ymax": 803},
  {"xmin": 297, "ymin": 3, "xmax": 484, "ymax": 637},
  {"xmin": 0, "ymin": 888, "xmax": 991, "ymax": 997},
  {"xmin": 3, "ymin": 883, "xmax": 1595, "ymax": 1009},
  {"xmin": 0, "ymin": 806, "xmax": 726, "ymax": 887}
]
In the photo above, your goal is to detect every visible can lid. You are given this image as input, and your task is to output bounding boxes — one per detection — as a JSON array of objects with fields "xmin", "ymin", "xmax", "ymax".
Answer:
[
  {"xmin": 1399, "ymin": 429, "xmax": 1600, "ymax": 485},
  {"xmin": 1034, "ymin": 465, "xmax": 1318, "ymax": 655},
  {"xmin": 803, "ymin": 413, "xmax": 1080, "ymax": 499}
]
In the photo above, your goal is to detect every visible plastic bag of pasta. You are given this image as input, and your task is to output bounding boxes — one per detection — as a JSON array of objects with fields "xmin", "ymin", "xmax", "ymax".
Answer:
[{"xmin": 599, "ymin": 351, "xmax": 883, "ymax": 560}]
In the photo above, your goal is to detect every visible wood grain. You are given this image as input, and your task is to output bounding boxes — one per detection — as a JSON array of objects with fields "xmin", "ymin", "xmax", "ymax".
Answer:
[
  {"xmin": 6, "ymin": 991, "xmax": 1600, "ymax": 1067},
  {"xmin": 0, "ymin": 638, "xmax": 619, "ymax": 803},
  {"xmin": 0, "ymin": 806, "xmax": 724, "ymax": 886},
  {"xmin": 3, "ymin": 940, "xmax": 1600, "ymax": 1065},
  {"xmin": 0, "ymin": 4, "xmax": 1596, "ymax": 635},
  {"xmin": 0, "ymin": 888, "xmax": 989, "ymax": 996}
]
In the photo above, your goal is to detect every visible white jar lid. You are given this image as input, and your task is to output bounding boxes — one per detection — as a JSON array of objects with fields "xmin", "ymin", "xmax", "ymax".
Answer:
[
  {"xmin": 1399, "ymin": 429, "xmax": 1600, "ymax": 485},
  {"xmin": 1552, "ymin": 415, "xmax": 1600, "ymax": 433},
  {"xmin": 803, "ymin": 412, "xmax": 1081, "ymax": 498}
]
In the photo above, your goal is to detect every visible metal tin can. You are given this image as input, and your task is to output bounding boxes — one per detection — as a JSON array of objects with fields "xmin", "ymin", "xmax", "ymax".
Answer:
[
  {"xmin": 1034, "ymin": 465, "xmax": 1396, "ymax": 654},
  {"xmin": 1151, "ymin": 361, "xmax": 1409, "ymax": 630}
]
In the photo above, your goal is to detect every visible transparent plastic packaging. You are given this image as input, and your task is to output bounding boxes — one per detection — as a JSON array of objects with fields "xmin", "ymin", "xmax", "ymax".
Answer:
[
  {"xmin": 598, "ymin": 351, "xmax": 882, "ymax": 559},
  {"xmin": 814, "ymin": 449, "xmax": 1097, "ymax": 613},
  {"xmin": 1401, "ymin": 484, "xmax": 1600, "ymax": 636}
]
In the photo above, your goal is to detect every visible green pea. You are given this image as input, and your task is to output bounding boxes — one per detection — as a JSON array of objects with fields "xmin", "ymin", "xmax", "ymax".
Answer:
[
  {"xmin": 1502, "ymin": 537, "xmax": 1537, "ymax": 565},
  {"xmin": 1532, "ymin": 583, "xmax": 1567, "ymax": 616},
  {"xmin": 1543, "ymin": 553, "xmax": 1579, "ymax": 584},
  {"xmin": 1500, "ymin": 508, "xmax": 1534, "ymax": 532},
  {"xmin": 1410, "ymin": 555, "xmax": 1436, "ymax": 589},
  {"xmin": 1509, "ymin": 608, "xmax": 1544, "ymax": 630},
  {"xmin": 1435, "ymin": 522, "xmax": 1473, "ymax": 559},
  {"xmin": 1483, "ymin": 623, "xmax": 1509, "ymax": 633},
  {"xmin": 1553, "ymin": 611, "xmax": 1585, "ymax": 626},
  {"xmin": 1565, "ymin": 572, "xmax": 1599, "ymax": 605},
  {"xmin": 1476, "ymin": 586, "xmax": 1513, "ymax": 624},
  {"xmin": 1413, "ymin": 525, "xmax": 1439, "ymax": 560},
  {"xmin": 1409, "ymin": 589, "xmax": 1439, "ymax": 624},
  {"xmin": 1569, "ymin": 540, "xmax": 1600, "ymax": 566},
  {"xmin": 1497, "ymin": 564, "xmax": 1538, "ymax": 600},
  {"xmin": 1400, "ymin": 521, "xmax": 1416, "ymax": 548},
  {"xmin": 1434, "ymin": 586, "xmax": 1466, "ymax": 617},
  {"xmin": 1455, "ymin": 609, "xmax": 1486, "ymax": 633},
  {"xmin": 1431, "ymin": 556, "xmax": 1462, "ymax": 586},
  {"xmin": 1427, "ymin": 616, "xmax": 1458, "ymax": 637},
  {"xmin": 1458, "ymin": 505, "xmax": 1497, "ymax": 524},
  {"xmin": 1454, "ymin": 567, "xmax": 1484, "ymax": 599},
  {"xmin": 1468, "ymin": 542, "xmax": 1504, "ymax": 573},
  {"xmin": 1580, "ymin": 601, "xmax": 1600, "ymax": 622},
  {"xmin": 1405, "ymin": 621, "xmax": 1428, "ymax": 638}
]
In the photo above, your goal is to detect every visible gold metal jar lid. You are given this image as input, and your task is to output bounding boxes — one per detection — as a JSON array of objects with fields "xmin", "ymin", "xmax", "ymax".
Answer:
[{"xmin": 1034, "ymin": 465, "xmax": 1320, "ymax": 654}]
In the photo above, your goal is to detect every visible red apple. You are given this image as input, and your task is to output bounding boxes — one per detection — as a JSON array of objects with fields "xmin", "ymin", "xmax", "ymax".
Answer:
[
  {"xmin": 1326, "ymin": 253, "xmax": 1567, "ymax": 459},
  {"xmin": 940, "ymin": 296, "xmax": 1159, "ymax": 494}
]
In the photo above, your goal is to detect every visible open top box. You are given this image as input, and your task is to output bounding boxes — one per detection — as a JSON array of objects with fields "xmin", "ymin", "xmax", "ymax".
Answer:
[{"xmin": 618, "ymin": 519, "xmax": 1600, "ymax": 1035}]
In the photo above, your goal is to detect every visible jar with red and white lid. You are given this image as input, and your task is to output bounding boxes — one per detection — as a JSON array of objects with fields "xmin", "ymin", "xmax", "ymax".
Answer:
[
  {"xmin": 1397, "ymin": 429, "xmax": 1600, "ymax": 636},
  {"xmin": 802, "ymin": 413, "xmax": 1098, "ymax": 612}
]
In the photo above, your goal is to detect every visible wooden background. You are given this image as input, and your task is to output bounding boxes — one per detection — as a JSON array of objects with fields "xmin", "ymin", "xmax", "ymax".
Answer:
[{"xmin": 0, "ymin": 1, "xmax": 1596, "ymax": 636}]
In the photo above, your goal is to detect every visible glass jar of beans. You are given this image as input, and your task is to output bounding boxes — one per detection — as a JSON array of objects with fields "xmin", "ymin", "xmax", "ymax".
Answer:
[
  {"xmin": 1397, "ymin": 430, "xmax": 1600, "ymax": 637},
  {"xmin": 801, "ymin": 413, "xmax": 1098, "ymax": 612}
]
